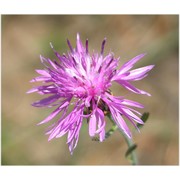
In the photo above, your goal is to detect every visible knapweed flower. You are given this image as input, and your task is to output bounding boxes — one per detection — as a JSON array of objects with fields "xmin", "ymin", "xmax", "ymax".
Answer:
[{"xmin": 27, "ymin": 33, "xmax": 154, "ymax": 154}]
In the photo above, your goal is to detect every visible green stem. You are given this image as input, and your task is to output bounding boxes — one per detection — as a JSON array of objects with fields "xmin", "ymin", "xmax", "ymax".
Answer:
[
  {"xmin": 107, "ymin": 113, "xmax": 138, "ymax": 165},
  {"xmin": 119, "ymin": 129, "xmax": 138, "ymax": 165}
]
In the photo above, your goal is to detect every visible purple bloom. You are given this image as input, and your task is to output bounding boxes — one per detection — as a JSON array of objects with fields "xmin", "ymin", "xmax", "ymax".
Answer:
[{"xmin": 27, "ymin": 33, "xmax": 154, "ymax": 154}]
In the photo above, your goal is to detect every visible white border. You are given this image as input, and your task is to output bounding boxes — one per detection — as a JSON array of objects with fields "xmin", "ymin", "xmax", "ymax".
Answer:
[
  {"xmin": 0, "ymin": 166, "xmax": 180, "ymax": 180},
  {"xmin": 0, "ymin": 0, "xmax": 180, "ymax": 14},
  {"xmin": 0, "ymin": 0, "xmax": 179, "ymax": 180}
]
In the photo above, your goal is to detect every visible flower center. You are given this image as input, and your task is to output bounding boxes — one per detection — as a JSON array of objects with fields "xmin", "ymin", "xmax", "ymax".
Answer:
[{"xmin": 72, "ymin": 73, "xmax": 110, "ymax": 99}]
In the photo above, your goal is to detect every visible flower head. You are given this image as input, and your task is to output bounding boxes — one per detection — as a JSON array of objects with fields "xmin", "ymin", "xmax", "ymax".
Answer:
[{"xmin": 27, "ymin": 33, "xmax": 154, "ymax": 154}]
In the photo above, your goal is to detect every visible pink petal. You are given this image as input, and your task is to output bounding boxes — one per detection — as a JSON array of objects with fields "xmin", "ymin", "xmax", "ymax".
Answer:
[
  {"xmin": 35, "ymin": 69, "xmax": 50, "ymax": 77},
  {"xmin": 89, "ymin": 114, "xmax": 97, "ymax": 137},
  {"xmin": 38, "ymin": 101, "xmax": 69, "ymax": 125},
  {"xmin": 76, "ymin": 33, "xmax": 84, "ymax": 53},
  {"xmin": 121, "ymin": 99, "xmax": 144, "ymax": 108},
  {"xmin": 122, "ymin": 108, "xmax": 144, "ymax": 124},
  {"xmin": 118, "ymin": 53, "xmax": 146, "ymax": 74},
  {"xmin": 32, "ymin": 94, "xmax": 59, "ymax": 107},
  {"xmin": 26, "ymin": 87, "xmax": 38, "ymax": 94},
  {"xmin": 30, "ymin": 76, "xmax": 50, "ymax": 82},
  {"xmin": 109, "ymin": 106, "xmax": 132, "ymax": 138},
  {"xmin": 96, "ymin": 108, "xmax": 105, "ymax": 135},
  {"xmin": 116, "ymin": 80, "xmax": 151, "ymax": 96},
  {"xmin": 121, "ymin": 65, "xmax": 154, "ymax": 81}
]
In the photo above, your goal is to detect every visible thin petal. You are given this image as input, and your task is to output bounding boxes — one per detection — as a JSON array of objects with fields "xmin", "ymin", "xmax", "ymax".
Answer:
[
  {"xmin": 40, "ymin": 55, "xmax": 58, "ymax": 70},
  {"xmin": 118, "ymin": 53, "xmax": 146, "ymax": 74},
  {"xmin": 99, "ymin": 129, "xmax": 105, "ymax": 142},
  {"xmin": 35, "ymin": 69, "xmax": 50, "ymax": 77},
  {"xmin": 109, "ymin": 106, "xmax": 132, "ymax": 138},
  {"xmin": 40, "ymin": 107, "xmax": 62, "ymax": 126},
  {"xmin": 67, "ymin": 116, "xmax": 82, "ymax": 144},
  {"xmin": 121, "ymin": 99, "xmax": 144, "ymax": 108},
  {"xmin": 121, "ymin": 65, "xmax": 154, "ymax": 81},
  {"xmin": 30, "ymin": 76, "xmax": 50, "ymax": 82},
  {"xmin": 85, "ymin": 96, "xmax": 92, "ymax": 107},
  {"xmin": 38, "ymin": 101, "xmax": 70, "ymax": 125},
  {"xmin": 122, "ymin": 108, "xmax": 144, "ymax": 124},
  {"xmin": 26, "ymin": 87, "xmax": 38, "ymax": 94},
  {"xmin": 89, "ymin": 114, "xmax": 97, "ymax": 137},
  {"xmin": 116, "ymin": 80, "xmax": 151, "ymax": 96},
  {"xmin": 67, "ymin": 113, "xmax": 83, "ymax": 154},
  {"xmin": 96, "ymin": 108, "xmax": 105, "ymax": 135},
  {"xmin": 32, "ymin": 94, "xmax": 59, "ymax": 107},
  {"xmin": 76, "ymin": 33, "xmax": 85, "ymax": 53},
  {"xmin": 48, "ymin": 113, "xmax": 73, "ymax": 141}
]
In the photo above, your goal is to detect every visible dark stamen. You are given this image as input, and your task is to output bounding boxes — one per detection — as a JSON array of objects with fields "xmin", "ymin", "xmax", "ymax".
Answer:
[
  {"xmin": 72, "ymin": 57, "xmax": 77, "ymax": 65},
  {"xmin": 73, "ymin": 76, "xmax": 78, "ymax": 81},
  {"xmin": 67, "ymin": 39, "xmax": 73, "ymax": 52},
  {"xmin": 109, "ymin": 69, "xmax": 117, "ymax": 79},
  {"xmin": 54, "ymin": 61, "xmax": 60, "ymax": 67},
  {"xmin": 50, "ymin": 43, "xmax": 62, "ymax": 60},
  {"xmin": 101, "ymin": 38, "xmax": 106, "ymax": 55},
  {"xmin": 106, "ymin": 89, "xmax": 113, "ymax": 95},
  {"xmin": 106, "ymin": 58, "xmax": 113, "ymax": 68},
  {"xmin": 86, "ymin": 39, "xmax": 88, "ymax": 54},
  {"xmin": 98, "ymin": 65, "xmax": 102, "ymax": 73},
  {"xmin": 63, "ymin": 53, "xmax": 67, "ymax": 58}
]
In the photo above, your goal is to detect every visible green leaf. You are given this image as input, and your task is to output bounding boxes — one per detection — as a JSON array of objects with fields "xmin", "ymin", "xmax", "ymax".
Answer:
[
  {"xmin": 125, "ymin": 144, "xmax": 137, "ymax": 158},
  {"xmin": 137, "ymin": 112, "xmax": 149, "ymax": 128}
]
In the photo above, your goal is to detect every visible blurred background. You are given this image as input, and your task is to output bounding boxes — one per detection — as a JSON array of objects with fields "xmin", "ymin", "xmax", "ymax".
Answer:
[{"xmin": 2, "ymin": 15, "xmax": 178, "ymax": 165}]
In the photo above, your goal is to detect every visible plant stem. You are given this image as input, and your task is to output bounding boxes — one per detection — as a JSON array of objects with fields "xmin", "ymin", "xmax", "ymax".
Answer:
[
  {"xmin": 119, "ymin": 128, "xmax": 138, "ymax": 165},
  {"xmin": 107, "ymin": 113, "xmax": 138, "ymax": 165}
]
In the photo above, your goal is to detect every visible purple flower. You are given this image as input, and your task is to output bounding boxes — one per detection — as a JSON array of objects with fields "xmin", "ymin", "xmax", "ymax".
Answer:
[{"xmin": 27, "ymin": 33, "xmax": 154, "ymax": 154}]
